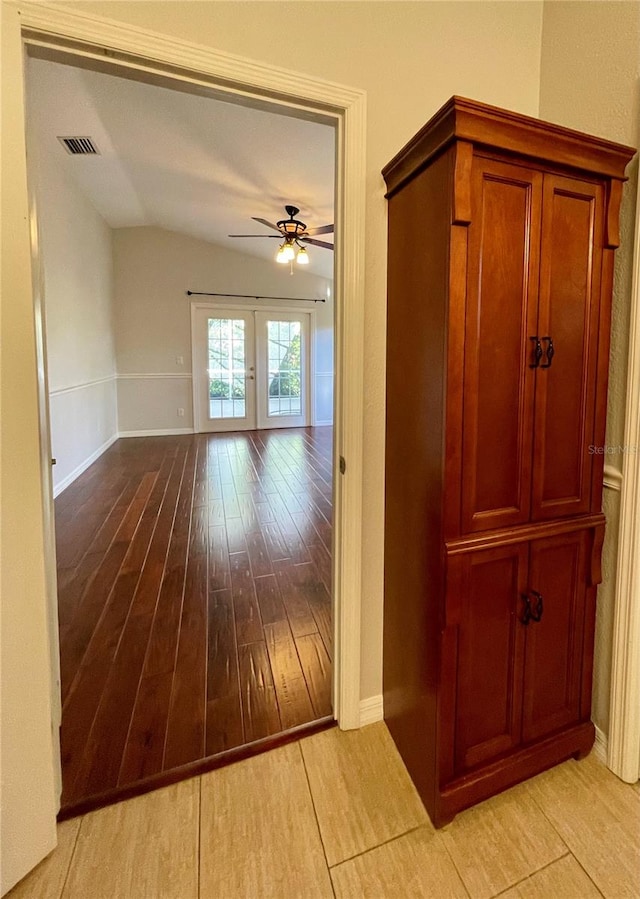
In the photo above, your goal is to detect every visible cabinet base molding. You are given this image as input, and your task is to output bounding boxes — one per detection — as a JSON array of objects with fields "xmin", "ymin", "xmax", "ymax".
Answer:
[{"xmin": 434, "ymin": 721, "xmax": 595, "ymax": 826}]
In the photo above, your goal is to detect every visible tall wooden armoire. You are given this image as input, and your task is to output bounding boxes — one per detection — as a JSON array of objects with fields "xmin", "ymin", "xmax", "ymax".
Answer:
[{"xmin": 382, "ymin": 97, "xmax": 635, "ymax": 827}]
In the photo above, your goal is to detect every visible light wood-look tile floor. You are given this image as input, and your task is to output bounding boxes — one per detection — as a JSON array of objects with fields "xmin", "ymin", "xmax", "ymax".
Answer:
[{"xmin": 8, "ymin": 722, "xmax": 640, "ymax": 899}]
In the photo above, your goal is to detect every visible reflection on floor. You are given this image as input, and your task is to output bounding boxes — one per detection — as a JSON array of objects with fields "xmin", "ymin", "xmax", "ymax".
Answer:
[
  {"xmin": 9, "ymin": 722, "xmax": 640, "ymax": 898},
  {"xmin": 55, "ymin": 427, "xmax": 333, "ymax": 814}
]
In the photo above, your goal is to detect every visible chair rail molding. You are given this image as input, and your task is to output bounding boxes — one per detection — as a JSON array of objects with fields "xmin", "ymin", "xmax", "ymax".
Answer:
[
  {"xmin": 608, "ymin": 172, "xmax": 640, "ymax": 784},
  {"xmin": 49, "ymin": 373, "xmax": 116, "ymax": 396},
  {"xmin": 603, "ymin": 464, "xmax": 623, "ymax": 492},
  {"xmin": 16, "ymin": 0, "xmax": 367, "ymax": 732},
  {"xmin": 117, "ymin": 372, "xmax": 193, "ymax": 380}
]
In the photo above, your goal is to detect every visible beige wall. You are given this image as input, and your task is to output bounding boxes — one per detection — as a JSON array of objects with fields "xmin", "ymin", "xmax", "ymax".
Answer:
[
  {"xmin": 71, "ymin": 0, "xmax": 544, "ymax": 700},
  {"xmin": 29, "ymin": 88, "xmax": 118, "ymax": 493},
  {"xmin": 112, "ymin": 226, "xmax": 332, "ymax": 433},
  {"xmin": 539, "ymin": 0, "xmax": 640, "ymax": 735}
]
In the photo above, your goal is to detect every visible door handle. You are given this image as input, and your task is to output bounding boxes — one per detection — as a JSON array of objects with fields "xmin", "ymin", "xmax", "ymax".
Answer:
[
  {"xmin": 529, "ymin": 337, "xmax": 543, "ymax": 369},
  {"xmin": 540, "ymin": 337, "xmax": 554, "ymax": 369}
]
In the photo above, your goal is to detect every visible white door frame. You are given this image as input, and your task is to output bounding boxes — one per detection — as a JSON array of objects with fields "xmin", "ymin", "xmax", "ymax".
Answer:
[
  {"xmin": 255, "ymin": 310, "xmax": 311, "ymax": 430},
  {"xmin": 17, "ymin": 2, "xmax": 366, "ymax": 733},
  {"xmin": 192, "ymin": 306, "xmax": 258, "ymax": 433},
  {"xmin": 28, "ymin": 181, "xmax": 63, "ymax": 803},
  {"xmin": 608, "ymin": 172, "xmax": 640, "ymax": 784},
  {"xmin": 191, "ymin": 301, "xmax": 316, "ymax": 432}
]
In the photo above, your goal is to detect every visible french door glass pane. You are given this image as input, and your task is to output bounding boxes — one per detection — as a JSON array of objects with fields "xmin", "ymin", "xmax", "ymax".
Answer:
[
  {"xmin": 208, "ymin": 318, "xmax": 246, "ymax": 419},
  {"xmin": 267, "ymin": 320, "xmax": 302, "ymax": 416}
]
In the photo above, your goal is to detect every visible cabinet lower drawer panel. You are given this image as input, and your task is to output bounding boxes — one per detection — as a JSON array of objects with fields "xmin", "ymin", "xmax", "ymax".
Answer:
[
  {"xmin": 521, "ymin": 532, "xmax": 588, "ymax": 742},
  {"xmin": 454, "ymin": 545, "xmax": 527, "ymax": 773},
  {"xmin": 446, "ymin": 529, "xmax": 592, "ymax": 780}
]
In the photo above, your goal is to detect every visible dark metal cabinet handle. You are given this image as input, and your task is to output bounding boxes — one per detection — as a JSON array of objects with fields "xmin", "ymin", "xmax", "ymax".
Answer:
[
  {"xmin": 530, "ymin": 590, "xmax": 544, "ymax": 622},
  {"xmin": 521, "ymin": 593, "xmax": 532, "ymax": 625},
  {"xmin": 521, "ymin": 591, "xmax": 544, "ymax": 625},
  {"xmin": 529, "ymin": 337, "xmax": 543, "ymax": 369},
  {"xmin": 540, "ymin": 337, "xmax": 554, "ymax": 369}
]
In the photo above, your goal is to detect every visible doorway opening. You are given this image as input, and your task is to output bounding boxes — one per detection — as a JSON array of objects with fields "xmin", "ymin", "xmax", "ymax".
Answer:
[{"xmin": 26, "ymin": 45, "xmax": 341, "ymax": 816}]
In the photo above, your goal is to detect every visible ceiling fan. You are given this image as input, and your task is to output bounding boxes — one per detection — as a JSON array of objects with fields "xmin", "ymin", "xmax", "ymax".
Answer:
[{"xmin": 228, "ymin": 205, "xmax": 334, "ymax": 266}]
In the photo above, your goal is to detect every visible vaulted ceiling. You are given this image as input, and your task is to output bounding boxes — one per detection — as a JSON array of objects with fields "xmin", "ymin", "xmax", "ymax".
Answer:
[{"xmin": 27, "ymin": 58, "xmax": 335, "ymax": 278}]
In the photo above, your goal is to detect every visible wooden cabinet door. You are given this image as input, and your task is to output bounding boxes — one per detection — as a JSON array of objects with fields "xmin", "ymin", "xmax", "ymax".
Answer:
[
  {"xmin": 462, "ymin": 158, "xmax": 542, "ymax": 534},
  {"xmin": 532, "ymin": 175, "xmax": 603, "ymax": 520},
  {"xmin": 521, "ymin": 530, "xmax": 588, "ymax": 743},
  {"xmin": 454, "ymin": 543, "xmax": 528, "ymax": 774}
]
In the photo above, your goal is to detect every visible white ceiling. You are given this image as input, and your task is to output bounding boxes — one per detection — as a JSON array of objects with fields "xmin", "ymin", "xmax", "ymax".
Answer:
[{"xmin": 27, "ymin": 58, "xmax": 335, "ymax": 278}]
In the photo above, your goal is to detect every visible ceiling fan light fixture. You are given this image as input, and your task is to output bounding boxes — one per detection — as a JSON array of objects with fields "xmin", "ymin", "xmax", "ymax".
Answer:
[
  {"xmin": 232, "ymin": 206, "xmax": 333, "ymax": 267},
  {"xmin": 276, "ymin": 241, "xmax": 296, "ymax": 263}
]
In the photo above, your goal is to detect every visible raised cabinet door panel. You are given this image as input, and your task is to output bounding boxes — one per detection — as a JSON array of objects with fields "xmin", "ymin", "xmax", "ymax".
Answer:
[
  {"xmin": 532, "ymin": 175, "xmax": 603, "ymax": 520},
  {"xmin": 521, "ymin": 531, "xmax": 588, "ymax": 743},
  {"xmin": 462, "ymin": 159, "xmax": 542, "ymax": 534},
  {"xmin": 454, "ymin": 543, "xmax": 528, "ymax": 774}
]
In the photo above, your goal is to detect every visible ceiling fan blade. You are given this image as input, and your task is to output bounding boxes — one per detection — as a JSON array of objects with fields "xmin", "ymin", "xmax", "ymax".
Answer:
[
  {"xmin": 301, "ymin": 237, "xmax": 334, "ymax": 250},
  {"xmin": 228, "ymin": 234, "xmax": 282, "ymax": 238},
  {"xmin": 251, "ymin": 217, "xmax": 281, "ymax": 232},
  {"xmin": 304, "ymin": 223, "xmax": 334, "ymax": 236}
]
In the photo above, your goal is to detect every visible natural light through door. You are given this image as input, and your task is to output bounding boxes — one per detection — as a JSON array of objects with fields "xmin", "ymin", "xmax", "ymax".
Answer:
[
  {"xmin": 193, "ymin": 307, "xmax": 256, "ymax": 431},
  {"xmin": 267, "ymin": 320, "xmax": 302, "ymax": 417},
  {"xmin": 193, "ymin": 306, "xmax": 310, "ymax": 432},
  {"xmin": 207, "ymin": 317, "xmax": 249, "ymax": 420},
  {"xmin": 255, "ymin": 312, "xmax": 308, "ymax": 429}
]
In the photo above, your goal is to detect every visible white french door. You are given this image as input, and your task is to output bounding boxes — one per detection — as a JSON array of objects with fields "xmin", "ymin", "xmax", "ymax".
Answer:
[
  {"xmin": 192, "ymin": 306, "xmax": 310, "ymax": 432},
  {"xmin": 193, "ymin": 308, "xmax": 256, "ymax": 432},
  {"xmin": 255, "ymin": 311, "xmax": 309, "ymax": 430}
]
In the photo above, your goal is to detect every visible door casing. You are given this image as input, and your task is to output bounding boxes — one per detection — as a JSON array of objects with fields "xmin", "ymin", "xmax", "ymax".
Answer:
[
  {"xmin": 8, "ymin": 1, "xmax": 366, "ymax": 889},
  {"xmin": 191, "ymin": 302, "xmax": 315, "ymax": 433}
]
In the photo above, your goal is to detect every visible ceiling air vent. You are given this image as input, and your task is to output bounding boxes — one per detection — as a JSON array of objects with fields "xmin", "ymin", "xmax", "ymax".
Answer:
[{"xmin": 57, "ymin": 136, "xmax": 100, "ymax": 156}]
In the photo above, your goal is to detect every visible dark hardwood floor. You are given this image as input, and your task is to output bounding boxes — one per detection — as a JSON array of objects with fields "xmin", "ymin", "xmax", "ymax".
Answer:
[{"xmin": 55, "ymin": 427, "xmax": 333, "ymax": 814}]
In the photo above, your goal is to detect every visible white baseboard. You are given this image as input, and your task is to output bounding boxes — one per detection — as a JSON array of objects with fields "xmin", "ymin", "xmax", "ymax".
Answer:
[
  {"xmin": 593, "ymin": 724, "xmax": 608, "ymax": 764},
  {"xmin": 313, "ymin": 420, "xmax": 334, "ymax": 427},
  {"xmin": 359, "ymin": 694, "xmax": 384, "ymax": 727},
  {"xmin": 53, "ymin": 433, "xmax": 118, "ymax": 497},
  {"xmin": 118, "ymin": 428, "xmax": 195, "ymax": 438}
]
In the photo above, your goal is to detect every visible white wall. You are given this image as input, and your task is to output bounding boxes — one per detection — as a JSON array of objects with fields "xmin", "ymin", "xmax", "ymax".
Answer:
[
  {"xmin": 29, "ymin": 81, "xmax": 118, "ymax": 494},
  {"xmin": 539, "ymin": 0, "xmax": 640, "ymax": 737},
  {"xmin": 75, "ymin": 0, "xmax": 545, "ymax": 703},
  {"xmin": 112, "ymin": 226, "xmax": 332, "ymax": 433}
]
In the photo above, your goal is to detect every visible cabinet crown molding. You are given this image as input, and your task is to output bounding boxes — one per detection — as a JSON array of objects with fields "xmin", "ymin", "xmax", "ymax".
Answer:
[{"xmin": 383, "ymin": 96, "xmax": 636, "ymax": 198}]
